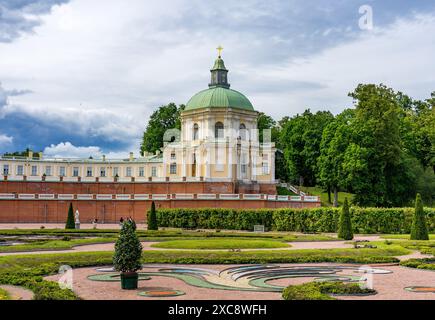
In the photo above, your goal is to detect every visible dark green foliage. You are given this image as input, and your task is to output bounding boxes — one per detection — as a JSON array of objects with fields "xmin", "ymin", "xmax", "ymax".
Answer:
[
  {"xmin": 147, "ymin": 201, "xmax": 158, "ymax": 230},
  {"xmin": 140, "ymin": 103, "xmax": 185, "ymax": 155},
  {"xmin": 65, "ymin": 203, "xmax": 75, "ymax": 230},
  {"xmin": 399, "ymin": 258, "xmax": 435, "ymax": 271},
  {"xmin": 155, "ymin": 207, "xmax": 435, "ymax": 234},
  {"xmin": 279, "ymin": 109, "xmax": 334, "ymax": 186},
  {"xmin": 113, "ymin": 221, "xmax": 143, "ymax": 273},
  {"xmin": 282, "ymin": 281, "xmax": 376, "ymax": 300},
  {"xmin": 410, "ymin": 193, "xmax": 429, "ymax": 240},
  {"xmin": 338, "ymin": 198, "xmax": 353, "ymax": 240}
]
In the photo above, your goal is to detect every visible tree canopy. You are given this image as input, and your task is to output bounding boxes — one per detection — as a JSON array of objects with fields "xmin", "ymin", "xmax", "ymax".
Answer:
[{"xmin": 140, "ymin": 103, "xmax": 184, "ymax": 155}]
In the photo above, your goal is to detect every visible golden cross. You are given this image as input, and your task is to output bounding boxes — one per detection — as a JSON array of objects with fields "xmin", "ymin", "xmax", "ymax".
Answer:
[{"xmin": 216, "ymin": 45, "xmax": 223, "ymax": 57}]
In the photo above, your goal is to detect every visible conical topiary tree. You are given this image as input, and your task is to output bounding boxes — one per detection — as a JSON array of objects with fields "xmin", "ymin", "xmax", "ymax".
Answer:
[
  {"xmin": 337, "ymin": 198, "xmax": 353, "ymax": 240},
  {"xmin": 113, "ymin": 220, "xmax": 143, "ymax": 274},
  {"xmin": 65, "ymin": 203, "xmax": 75, "ymax": 229},
  {"xmin": 147, "ymin": 201, "xmax": 158, "ymax": 230},
  {"xmin": 410, "ymin": 193, "xmax": 429, "ymax": 240}
]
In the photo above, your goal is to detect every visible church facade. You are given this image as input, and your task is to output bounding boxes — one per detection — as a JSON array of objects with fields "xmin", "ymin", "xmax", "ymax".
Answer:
[{"xmin": 0, "ymin": 52, "xmax": 320, "ymax": 223}]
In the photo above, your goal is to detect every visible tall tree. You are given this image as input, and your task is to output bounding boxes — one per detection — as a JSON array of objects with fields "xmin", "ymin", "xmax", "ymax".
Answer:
[
  {"xmin": 344, "ymin": 84, "xmax": 408, "ymax": 207},
  {"xmin": 140, "ymin": 103, "xmax": 185, "ymax": 155},
  {"xmin": 280, "ymin": 110, "xmax": 333, "ymax": 186},
  {"xmin": 317, "ymin": 109, "xmax": 355, "ymax": 206}
]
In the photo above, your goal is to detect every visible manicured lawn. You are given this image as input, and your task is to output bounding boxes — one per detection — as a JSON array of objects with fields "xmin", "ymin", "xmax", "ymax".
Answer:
[
  {"xmin": 151, "ymin": 238, "xmax": 290, "ymax": 249},
  {"xmin": 0, "ymin": 237, "xmax": 116, "ymax": 253},
  {"xmin": 0, "ymin": 287, "xmax": 10, "ymax": 300},
  {"xmin": 381, "ymin": 234, "xmax": 435, "ymax": 240},
  {"xmin": 276, "ymin": 186, "xmax": 298, "ymax": 196},
  {"xmin": 0, "ymin": 228, "xmax": 336, "ymax": 242},
  {"xmin": 299, "ymin": 186, "xmax": 354, "ymax": 207},
  {"xmin": 374, "ymin": 239, "xmax": 435, "ymax": 256}
]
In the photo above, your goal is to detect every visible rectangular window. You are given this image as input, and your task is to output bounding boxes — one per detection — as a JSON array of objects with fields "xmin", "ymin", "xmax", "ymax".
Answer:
[
  {"xmin": 241, "ymin": 164, "xmax": 247, "ymax": 174},
  {"xmin": 126, "ymin": 167, "xmax": 132, "ymax": 177},
  {"xmin": 45, "ymin": 166, "xmax": 52, "ymax": 176},
  {"xmin": 73, "ymin": 167, "xmax": 79, "ymax": 177},
  {"xmin": 170, "ymin": 152, "xmax": 176, "ymax": 160},
  {"xmin": 59, "ymin": 167, "xmax": 66, "ymax": 177},
  {"xmin": 86, "ymin": 167, "xmax": 92, "ymax": 177},
  {"xmin": 17, "ymin": 165, "xmax": 24, "ymax": 175},
  {"xmin": 151, "ymin": 167, "xmax": 157, "ymax": 177},
  {"xmin": 3, "ymin": 165, "xmax": 9, "ymax": 175},
  {"xmin": 262, "ymin": 162, "xmax": 269, "ymax": 175},
  {"xmin": 139, "ymin": 167, "xmax": 144, "ymax": 177},
  {"xmin": 31, "ymin": 165, "xmax": 38, "ymax": 176},
  {"xmin": 100, "ymin": 167, "xmax": 106, "ymax": 177},
  {"xmin": 170, "ymin": 163, "xmax": 177, "ymax": 174},
  {"xmin": 113, "ymin": 167, "xmax": 119, "ymax": 177}
]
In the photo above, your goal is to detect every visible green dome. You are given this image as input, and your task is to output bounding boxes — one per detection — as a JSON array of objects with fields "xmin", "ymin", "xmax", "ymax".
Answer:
[{"xmin": 185, "ymin": 87, "xmax": 254, "ymax": 111}]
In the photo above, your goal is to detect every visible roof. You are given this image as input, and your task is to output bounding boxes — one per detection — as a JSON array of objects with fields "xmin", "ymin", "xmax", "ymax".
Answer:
[
  {"xmin": 211, "ymin": 57, "xmax": 227, "ymax": 71},
  {"xmin": 185, "ymin": 86, "xmax": 254, "ymax": 111}
]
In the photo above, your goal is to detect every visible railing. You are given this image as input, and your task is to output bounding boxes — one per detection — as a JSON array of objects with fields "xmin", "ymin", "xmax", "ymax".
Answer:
[{"xmin": 0, "ymin": 193, "xmax": 320, "ymax": 202}]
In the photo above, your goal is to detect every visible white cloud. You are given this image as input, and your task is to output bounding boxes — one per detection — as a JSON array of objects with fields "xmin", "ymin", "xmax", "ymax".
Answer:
[
  {"xmin": 0, "ymin": 134, "xmax": 13, "ymax": 146},
  {"xmin": 43, "ymin": 141, "xmax": 140, "ymax": 159},
  {"xmin": 43, "ymin": 142, "xmax": 102, "ymax": 158},
  {"xmin": 247, "ymin": 14, "xmax": 435, "ymax": 118}
]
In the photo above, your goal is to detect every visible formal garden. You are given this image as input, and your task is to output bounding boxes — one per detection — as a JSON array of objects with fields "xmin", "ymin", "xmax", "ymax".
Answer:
[{"xmin": 0, "ymin": 195, "xmax": 433, "ymax": 301}]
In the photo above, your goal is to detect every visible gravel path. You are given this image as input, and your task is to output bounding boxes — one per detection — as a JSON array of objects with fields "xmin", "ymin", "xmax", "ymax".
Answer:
[{"xmin": 0, "ymin": 285, "xmax": 34, "ymax": 300}]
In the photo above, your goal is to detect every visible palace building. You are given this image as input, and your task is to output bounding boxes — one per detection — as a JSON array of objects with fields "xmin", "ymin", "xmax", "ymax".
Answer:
[{"xmin": 0, "ymin": 50, "xmax": 320, "ymax": 223}]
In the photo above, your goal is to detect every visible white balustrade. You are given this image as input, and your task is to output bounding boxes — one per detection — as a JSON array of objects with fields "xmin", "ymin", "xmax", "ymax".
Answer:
[
  {"xmin": 38, "ymin": 194, "xmax": 55, "ymax": 200},
  {"xmin": 197, "ymin": 194, "xmax": 217, "ymax": 200},
  {"xmin": 116, "ymin": 194, "xmax": 131, "ymax": 200},
  {"xmin": 134, "ymin": 194, "xmax": 149, "ymax": 200},
  {"xmin": 58, "ymin": 194, "xmax": 74, "ymax": 200},
  {"xmin": 18, "ymin": 194, "xmax": 35, "ymax": 200},
  {"xmin": 219, "ymin": 194, "xmax": 240, "ymax": 200},
  {"xmin": 243, "ymin": 194, "xmax": 262, "ymax": 200},
  {"xmin": 96, "ymin": 194, "xmax": 113, "ymax": 200},
  {"xmin": 0, "ymin": 193, "xmax": 15, "ymax": 200},
  {"xmin": 174, "ymin": 194, "xmax": 194, "ymax": 200},
  {"xmin": 77, "ymin": 194, "xmax": 94, "ymax": 200}
]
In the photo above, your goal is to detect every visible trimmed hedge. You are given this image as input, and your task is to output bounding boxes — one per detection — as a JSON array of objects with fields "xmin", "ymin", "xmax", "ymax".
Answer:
[
  {"xmin": 156, "ymin": 207, "xmax": 435, "ymax": 234},
  {"xmin": 282, "ymin": 282, "xmax": 376, "ymax": 300}
]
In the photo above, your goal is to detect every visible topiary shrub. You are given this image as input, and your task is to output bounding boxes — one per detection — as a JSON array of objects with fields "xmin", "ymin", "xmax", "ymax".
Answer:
[
  {"xmin": 338, "ymin": 198, "xmax": 353, "ymax": 240},
  {"xmin": 113, "ymin": 221, "xmax": 143, "ymax": 273},
  {"xmin": 65, "ymin": 203, "xmax": 75, "ymax": 230},
  {"xmin": 410, "ymin": 193, "xmax": 429, "ymax": 240},
  {"xmin": 147, "ymin": 201, "xmax": 158, "ymax": 230}
]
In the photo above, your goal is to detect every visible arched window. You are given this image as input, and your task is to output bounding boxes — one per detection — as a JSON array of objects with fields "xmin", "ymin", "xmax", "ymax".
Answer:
[
  {"xmin": 193, "ymin": 123, "xmax": 199, "ymax": 140},
  {"xmin": 239, "ymin": 123, "xmax": 247, "ymax": 140},
  {"xmin": 215, "ymin": 122, "xmax": 224, "ymax": 139}
]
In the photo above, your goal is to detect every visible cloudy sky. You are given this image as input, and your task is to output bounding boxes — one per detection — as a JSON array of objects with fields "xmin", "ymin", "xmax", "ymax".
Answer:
[{"xmin": 0, "ymin": 0, "xmax": 434, "ymax": 158}]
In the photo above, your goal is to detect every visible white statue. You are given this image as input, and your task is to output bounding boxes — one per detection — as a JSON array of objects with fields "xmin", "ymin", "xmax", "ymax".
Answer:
[{"xmin": 75, "ymin": 209, "xmax": 80, "ymax": 224}]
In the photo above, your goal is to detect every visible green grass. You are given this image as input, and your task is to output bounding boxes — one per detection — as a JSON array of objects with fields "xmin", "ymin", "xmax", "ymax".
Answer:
[
  {"xmin": 0, "ymin": 237, "xmax": 116, "ymax": 253},
  {"xmin": 400, "ymin": 258, "xmax": 435, "ymax": 271},
  {"xmin": 0, "ymin": 287, "xmax": 11, "ymax": 300},
  {"xmin": 276, "ymin": 186, "xmax": 298, "ymax": 196},
  {"xmin": 376, "ymin": 239, "xmax": 435, "ymax": 256},
  {"xmin": 299, "ymin": 186, "xmax": 354, "ymax": 207},
  {"xmin": 381, "ymin": 234, "xmax": 435, "ymax": 240},
  {"xmin": 0, "ymin": 228, "xmax": 336, "ymax": 242},
  {"xmin": 151, "ymin": 238, "xmax": 290, "ymax": 249}
]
